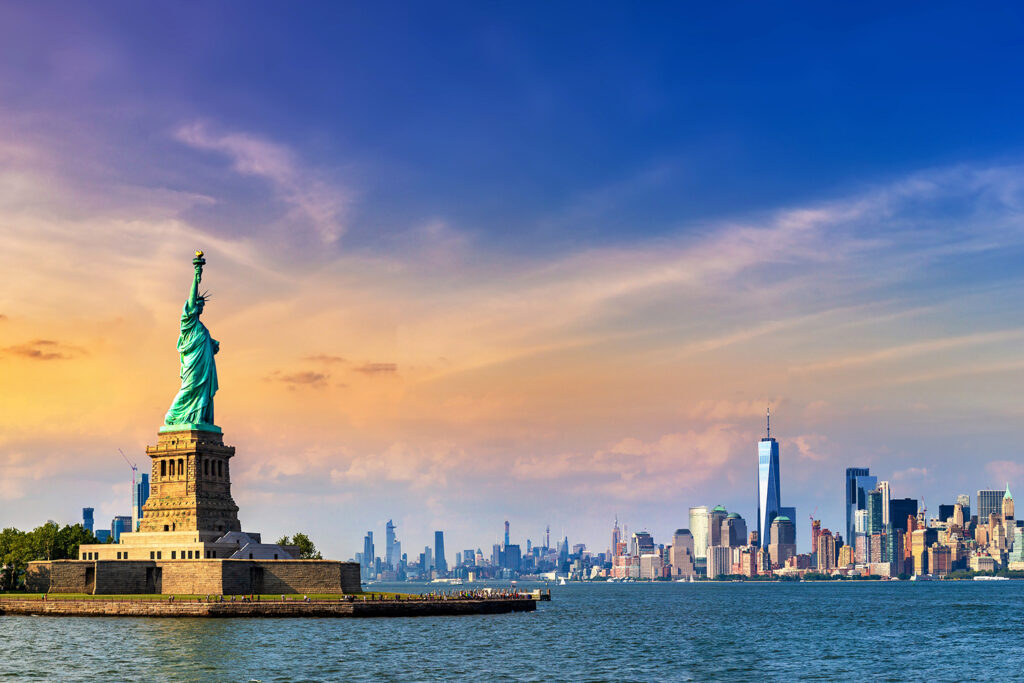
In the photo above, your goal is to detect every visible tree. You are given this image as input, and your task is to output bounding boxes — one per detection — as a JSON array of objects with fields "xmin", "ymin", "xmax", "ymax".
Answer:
[{"xmin": 276, "ymin": 532, "xmax": 322, "ymax": 559}]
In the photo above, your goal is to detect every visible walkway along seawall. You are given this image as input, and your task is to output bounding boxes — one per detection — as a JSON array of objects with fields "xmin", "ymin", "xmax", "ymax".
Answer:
[{"xmin": 0, "ymin": 597, "xmax": 538, "ymax": 618}]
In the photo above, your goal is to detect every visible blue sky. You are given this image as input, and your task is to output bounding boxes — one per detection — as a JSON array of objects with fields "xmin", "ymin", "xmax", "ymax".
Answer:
[{"xmin": 3, "ymin": 3, "xmax": 1024, "ymax": 557}]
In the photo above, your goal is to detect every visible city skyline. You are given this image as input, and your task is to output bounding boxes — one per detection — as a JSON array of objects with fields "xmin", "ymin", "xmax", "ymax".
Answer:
[{"xmin": 6, "ymin": 4, "xmax": 1024, "ymax": 559}]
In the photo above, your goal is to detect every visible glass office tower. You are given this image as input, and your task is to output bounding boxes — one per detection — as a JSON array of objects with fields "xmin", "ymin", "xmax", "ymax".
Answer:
[
  {"xmin": 846, "ymin": 468, "xmax": 876, "ymax": 546},
  {"xmin": 758, "ymin": 436, "xmax": 781, "ymax": 548}
]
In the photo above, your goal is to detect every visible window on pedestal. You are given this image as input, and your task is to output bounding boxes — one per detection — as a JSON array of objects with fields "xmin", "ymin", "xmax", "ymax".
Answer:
[
  {"xmin": 218, "ymin": 460, "xmax": 223, "ymax": 477},
  {"xmin": 204, "ymin": 459, "xmax": 209, "ymax": 476},
  {"xmin": 161, "ymin": 460, "xmax": 167, "ymax": 477},
  {"xmin": 178, "ymin": 458, "xmax": 184, "ymax": 476}
]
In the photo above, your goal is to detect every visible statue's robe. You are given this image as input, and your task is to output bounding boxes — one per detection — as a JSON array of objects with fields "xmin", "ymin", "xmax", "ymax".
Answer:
[{"xmin": 164, "ymin": 297, "xmax": 219, "ymax": 426}]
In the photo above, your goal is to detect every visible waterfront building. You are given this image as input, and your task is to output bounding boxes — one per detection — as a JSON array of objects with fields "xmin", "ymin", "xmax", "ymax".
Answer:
[
  {"xmin": 869, "ymin": 533, "xmax": 887, "ymax": 564},
  {"xmin": 83, "ymin": 508, "xmax": 94, "ymax": 534},
  {"xmin": 669, "ymin": 529, "xmax": 696, "ymax": 578},
  {"xmin": 1008, "ymin": 527, "xmax": 1024, "ymax": 568},
  {"xmin": 977, "ymin": 489, "xmax": 1004, "ymax": 522},
  {"xmin": 758, "ymin": 409, "xmax": 781, "ymax": 548},
  {"xmin": 971, "ymin": 554, "xmax": 998, "ymax": 572},
  {"xmin": 132, "ymin": 473, "xmax": 150, "ymax": 532},
  {"xmin": 639, "ymin": 553, "xmax": 664, "ymax": 580},
  {"xmin": 911, "ymin": 528, "xmax": 939, "ymax": 575},
  {"xmin": 846, "ymin": 468, "xmax": 877, "ymax": 546},
  {"xmin": 769, "ymin": 516, "xmax": 796, "ymax": 567},
  {"xmin": 837, "ymin": 544, "xmax": 853, "ymax": 568},
  {"xmin": 854, "ymin": 534, "xmax": 867, "ymax": 565},
  {"xmin": 737, "ymin": 546, "xmax": 758, "ymax": 577},
  {"xmin": 434, "ymin": 531, "xmax": 447, "ymax": 575},
  {"xmin": 708, "ymin": 545, "xmax": 732, "ymax": 578},
  {"xmin": 816, "ymin": 530, "xmax": 836, "ymax": 572},
  {"xmin": 928, "ymin": 545, "xmax": 952, "ymax": 577},
  {"xmin": 756, "ymin": 546, "xmax": 771, "ymax": 574},
  {"xmin": 689, "ymin": 506, "xmax": 709, "ymax": 561},
  {"xmin": 810, "ymin": 519, "xmax": 821, "ymax": 566},
  {"xmin": 889, "ymin": 498, "xmax": 918, "ymax": 533},
  {"xmin": 111, "ymin": 516, "xmax": 132, "ymax": 542}
]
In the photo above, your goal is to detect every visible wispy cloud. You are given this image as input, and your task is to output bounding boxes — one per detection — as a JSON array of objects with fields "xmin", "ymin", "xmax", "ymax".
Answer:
[
  {"xmin": 353, "ymin": 362, "xmax": 397, "ymax": 375},
  {"xmin": 3, "ymin": 339, "xmax": 85, "ymax": 361},
  {"xmin": 175, "ymin": 122, "xmax": 351, "ymax": 243},
  {"xmin": 265, "ymin": 370, "xmax": 330, "ymax": 388}
]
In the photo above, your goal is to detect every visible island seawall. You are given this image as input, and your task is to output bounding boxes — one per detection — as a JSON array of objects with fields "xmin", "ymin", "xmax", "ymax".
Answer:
[{"xmin": 0, "ymin": 597, "xmax": 537, "ymax": 618}]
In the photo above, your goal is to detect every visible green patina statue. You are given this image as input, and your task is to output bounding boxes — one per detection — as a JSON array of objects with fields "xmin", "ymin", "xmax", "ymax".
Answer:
[{"xmin": 162, "ymin": 251, "xmax": 221, "ymax": 433}]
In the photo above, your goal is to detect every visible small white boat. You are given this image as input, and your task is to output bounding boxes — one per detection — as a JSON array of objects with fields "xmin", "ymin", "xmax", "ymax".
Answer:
[{"xmin": 558, "ymin": 577, "xmax": 567, "ymax": 586}]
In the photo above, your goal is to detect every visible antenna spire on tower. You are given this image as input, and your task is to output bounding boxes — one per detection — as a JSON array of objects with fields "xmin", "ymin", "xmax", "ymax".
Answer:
[{"xmin": 766, "ymin": 405, "xmax": 771, "ymax": 439}]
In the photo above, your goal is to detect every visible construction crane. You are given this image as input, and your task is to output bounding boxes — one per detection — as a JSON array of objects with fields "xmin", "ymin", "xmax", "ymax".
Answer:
[{"xmin": 119, "ymin": 448, "xmax": 138, "ymax": 511}]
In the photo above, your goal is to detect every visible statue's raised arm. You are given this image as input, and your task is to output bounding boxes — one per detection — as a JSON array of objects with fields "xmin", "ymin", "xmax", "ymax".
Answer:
[{"xmin": 163, "ymin": 250, "xmax": 221, "ymax": 432}]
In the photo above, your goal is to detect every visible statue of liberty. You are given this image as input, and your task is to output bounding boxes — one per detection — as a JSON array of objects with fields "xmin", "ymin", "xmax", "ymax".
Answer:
[{"xmin": 163, "ymin": 251, "xmax": 220, "ymax": 432}]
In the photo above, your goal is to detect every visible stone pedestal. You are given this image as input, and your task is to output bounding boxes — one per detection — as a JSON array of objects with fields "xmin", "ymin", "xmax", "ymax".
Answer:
[{"xmin": 138, "ymin": 428, "xmax": 241, "ymax": 536}]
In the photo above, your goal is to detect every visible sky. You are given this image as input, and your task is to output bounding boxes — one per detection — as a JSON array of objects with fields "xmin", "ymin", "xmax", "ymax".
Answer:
[{"xmin": 3, "ymin": 2, "xmax": 1024, "ymax": 559}]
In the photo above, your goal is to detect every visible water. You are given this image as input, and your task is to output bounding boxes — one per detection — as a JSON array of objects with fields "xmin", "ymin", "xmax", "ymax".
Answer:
[{"xmin": 1, "ymin": 581, "xmax": 1020, "ymax": 681}]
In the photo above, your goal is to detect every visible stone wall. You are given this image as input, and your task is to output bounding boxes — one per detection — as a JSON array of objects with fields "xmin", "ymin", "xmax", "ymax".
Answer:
[
  {"xmin": 0, "ymin": 597, "xmax": 537, "ymax": 618},
  {"xmin": 28, "ymin": 559, "xmax": 361, "ymax": 595}
]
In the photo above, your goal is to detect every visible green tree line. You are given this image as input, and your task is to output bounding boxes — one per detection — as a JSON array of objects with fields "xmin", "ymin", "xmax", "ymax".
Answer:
[{"xmin": 0, "ymin": 522, "xmax": 97, "ymax": 590}]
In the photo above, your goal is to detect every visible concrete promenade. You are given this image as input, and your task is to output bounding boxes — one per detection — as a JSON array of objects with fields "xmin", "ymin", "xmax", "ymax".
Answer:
[{"xmin": 0, "ymin": 596, "xmax": 538, "ymax": 618}]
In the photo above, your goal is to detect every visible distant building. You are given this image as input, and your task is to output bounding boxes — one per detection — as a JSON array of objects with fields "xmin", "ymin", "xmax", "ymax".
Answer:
[
  {"xmin": 928, "ymin": 545, "xmax": 952, "ymax": 577},
  {"xmin": 817, "ymin": 530, "xmax": 836, "ymax": 571},
  {"xmin": 669, "ymin": 529, "xmax": 695, "ymax": 578},
  {"xmin": 688, "ymin": 507, "xmax": 709, "ymax": 561},
  {"xmin": 639, "ymin": 553, "xmax": 664, "ymax": 580},
  {"xmin": 1002, "ymin": 485, "xmax": 1014, "ymax": 523},
  {"xmin": 846, "ymin": 468, "xmax": 877, "ymax": 546},
  {"xmin": 504, "ymin": 520, "xmax": 510, "ymax": 547},
  {"xmin": 722, "ymin": 513, "xmax": 748, "ymax": 547},
  {"xmin": 878, "ymin": 480, "xmax": 891, "ymax": 526},
  {"xmin": 769, "ymin": 516, "xmax": 796, "ymax": 567},
  {"xmin": 385, "ymin": 520, "xmax": 397, "ymax": 570},
  {"xmin": 977, "ymin": 489, "xmax": 1004, "ymax": 522},
  {"xmin": 707, "ymin": 506, "xmax": 728, "ymax": 548},
  {"xmin": 758, "ymin": 409, "xmax": 781, "ymax": 548},
  {"xmin": 434, "ymin": 531, "xmax": 447, "ymax": 575},
  {"xmin": 889, "ymin": 498, "xmax": 918, "ymax": 533},
  {"xmin": 111, "ymin": 516, "xmax": 132, "ymax": 543},
  {"xmin": 867, "ymin": 488, "xmax": 884, "ymax": 536},
  {"xmin": 82, "ymin": 508, "xmax": 94, "ymax": 534},
  {"xmin": 837, "ymin": 544, "xmax": 853, "ymax": 568},
  {"xmin": 708, "ymin": 545, "xmax": 732, "ymax": 578},
  {"xmin": 362, "ymin": 531, "xmax": 375, "ymax": 579},
  {"xmin": 95, "ymin": 529, "xmax": 110, "ymax": 543},
  {"xmin": 632, "ymin": 531, "xmax": 655, "ymax": 556},
  {"xmin": 611, "ymin": 515, "xmax": 622, "ymax": 556},
  {"xmin": 132, "ymin": 473, "xmax": 150, "ymax": 532},
  {"xmin": 956, "ymin": 493, "xmax": 971, "ymax": 520}
]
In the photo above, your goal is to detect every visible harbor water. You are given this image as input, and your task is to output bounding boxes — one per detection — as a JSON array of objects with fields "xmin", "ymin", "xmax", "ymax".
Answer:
[{"xmin": 1, "ymin": 580, "xmax": 1019, "ymax": 681}]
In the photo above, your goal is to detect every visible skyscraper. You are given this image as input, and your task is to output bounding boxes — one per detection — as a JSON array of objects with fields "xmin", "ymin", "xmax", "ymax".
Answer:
[
  {"xmin": 132, "ymin": 473, "xmax": 150, "ymax": 532},
  {"xmin": 670, "ymin": 529, "xmax": 695, "ymax": 578},
  {"xmin": 758, "ymin": 408, "xmax": 781, "ymax": 548},
  {"xmin": 111, "ymin": 515, "xmax": 132, "ymax": 542},
  {"xmin": 956, "ymin": 493, "xmax": 971, "ymax": 520},
  {"xmin": 889, "ymin": 498, "xmax": 918, "ymax": 533},
  {"xmin": 878, "ymin": 480, "xmax": 891, "ymax": 526},
  {"xmin": 611, "ymin": 515, "xmax": 621, "ymax": 556},
  {"xmin": 688, "ymin": 506, "xmax": 709, "ymax": 560},
  {"xmin": 769, "ymin": 516, "xmax": 796, "ymax": 567},
  {"xmin": 846, "ymin": 468, "xmax": 876, "ymax": 545},
  {"xmin": 362, "ymin": 531, "xmax": 374, "ymax": 579},
  {"xmin": 977, "ymin": 489, "xmax": 1004, "ymax": 521},
  {"xmin": 867, "ymin": 488, "xmax": 884, "ymax": 536},
  {"xmin": 385, "ymin": 520, "xmax": 397, "ymax": 570},
  {"xmin": 434, "ymin": 530, "xmax": 447, "ymax": 575},
  {"xmin": 82, "ymin": 507, "xmax": 94, "ymax": 534},
  {"xmin": 504, "ymin": 520, "xmax": 510, "ymax": 547},
  {"xmin": 707, "ymin": 505, "xmax": 728, "ymax": 548}
]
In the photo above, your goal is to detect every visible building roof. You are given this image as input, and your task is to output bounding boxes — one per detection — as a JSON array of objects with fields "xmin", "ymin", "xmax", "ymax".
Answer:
[
  {"xmin": 712, "ymin": 504, "xmax": 727, "ymax": 513},
  {"xmin": 1005, "ymin": 483, "xmax": 1013, "ymax": 500},
  {"xmin": 726, "ymin": 512, "xmax": 740, "ymax": 519},
  {"xmin": 674, "ymin": 528, "xmax": 691, "ymax": 536},
  {"xmin": 774, "ymin": 515, "xmax": 791, "ymax": 523}
]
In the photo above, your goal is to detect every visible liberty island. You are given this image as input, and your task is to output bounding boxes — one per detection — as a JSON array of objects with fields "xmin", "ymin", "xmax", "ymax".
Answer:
[{"xmin": 10, "ymin": 252, "xmax": 537, "ymax": 617}]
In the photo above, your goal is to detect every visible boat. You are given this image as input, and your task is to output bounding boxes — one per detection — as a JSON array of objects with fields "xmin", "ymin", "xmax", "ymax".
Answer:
[
  {"xmin": 973, "ymin": 575, "xmax": 1009, "ymax": 581},
  {"xmin": 558, "ymin": 577, "xmax": 567, "ymax": 586}
]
